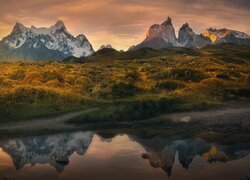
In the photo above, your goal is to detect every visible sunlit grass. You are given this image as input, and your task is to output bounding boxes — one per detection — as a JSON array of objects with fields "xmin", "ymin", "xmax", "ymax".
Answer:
[{"xmin": 0, "ymin": 44, "xmax": 249, "ymax": 122}]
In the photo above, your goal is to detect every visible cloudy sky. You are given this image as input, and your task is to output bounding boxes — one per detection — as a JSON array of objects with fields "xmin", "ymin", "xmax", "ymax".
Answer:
[{"xmin": 0, "ymin": 0, "xmax": 249, "ymax": 50}]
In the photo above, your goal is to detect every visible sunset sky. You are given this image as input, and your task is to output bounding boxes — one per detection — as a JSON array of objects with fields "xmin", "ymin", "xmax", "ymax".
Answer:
[{"xmin": 0, "ymin": 0, "xmax": 249, "ymax": 50}]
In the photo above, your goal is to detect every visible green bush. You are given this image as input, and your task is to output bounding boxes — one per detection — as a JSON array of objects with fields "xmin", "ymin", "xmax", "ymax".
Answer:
[
  {"xmin": 0, "ymin": 86, "xmax": 82, "ymax": 122},
  {"xmin": 199, "ymin": 78, "xmax": 225, "ymax": 90},
  {"xmin": 111, "ymin": 82, "xmax": 140, "ymax": 98},
  {"xmin": 156, "ymin": 80, "xmax": 186, "ymax": 90},
  {"xmin": 245, "ymin": 74, "xmax": 250, "ymax": 87},
  {"xmin": 4, "ymin": 86, "xmax": 58, "ymax": 103},
  {"xmin": 125, "ymin": 70, "xmax": 140, "ymax": 84},
  {"xmin": 10, "ymin": 69, "xmax": 26, "ymax": 80},
  {"xmin": 149, "ymin": 70, "xmax": 170, "ymax": 80},
  {"xmin": 216, "ymin": 73, "xmax": 230, "ymax": 80},
  {"xmin": 170, "ymin": 68, "xmax": 207, "ymax": 82}
]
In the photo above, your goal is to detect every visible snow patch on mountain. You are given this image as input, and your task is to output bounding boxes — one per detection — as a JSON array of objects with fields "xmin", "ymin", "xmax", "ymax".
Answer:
[
  {"xmin": 1, "ymin": 20, "xmax": 94, "ymax": 59},
  {"xmin": 131, "ymin": 17, "xmax": 250, "ymax": 51},
  {"xmin": 203, "ymin": 28, "xmax": 250, "ymax": 44}
]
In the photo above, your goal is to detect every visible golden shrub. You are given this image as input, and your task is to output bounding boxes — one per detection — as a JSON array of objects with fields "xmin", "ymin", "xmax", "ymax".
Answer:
[
  {"xmin": 1, "ymin": 79, "xmax": 16, "ymax": 87},
  {"xmin": 23, "ymin": 71, "xmax": 42, "ymax": 83},
  {"xmin": 0, "ymin": 75, "xmax": 6, "ymax": 84},
  {"xmin": 199, "ymin": 78, "xmax": 225, "ymax": 90},
  {"xmin": 31, "ymin": 80, "xmax": 43, "ymax": 86},
  {"xmin": 45, "ymin": 79, "xmax": 61, "ymax": 88},
  {"xmin": 9, "ymin": 69, "xmax": 26, "ymax": 80},
  {"xmin": 75, "ymin": 76, "xmax": 92, "ymax": 86},
  {"xmin": 42, "ymin": 70, "xmax": 64, "ymax": 82},
  {"xmin": 64, "ymin": 75, "xmax": 75, "ymax": 85}
]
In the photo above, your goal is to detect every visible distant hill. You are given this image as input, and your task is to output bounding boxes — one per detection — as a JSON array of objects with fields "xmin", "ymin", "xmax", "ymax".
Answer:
[
  {"xmin": 62, "ymin": 56, "xmax": 84, "ymax": 63},
  {"xmin": 63, "ymin": 43, "xmax": 250, "ymax": 63},
  {"xmin": 98, "ymin": 44, "xmax": 114, "ymax": 50},
  {"xmin": 63, "ymin": 46, "xmax": 199, "ymax": 63},
  {"xmin": 94, "ymin": 47, "xmax": 117, "ymax": 55}
]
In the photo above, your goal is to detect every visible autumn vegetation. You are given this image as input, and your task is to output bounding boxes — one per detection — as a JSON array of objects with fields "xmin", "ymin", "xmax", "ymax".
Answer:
[{"xmin": 0, "ymin": 44, "xmax": 249, "ymax": 123}]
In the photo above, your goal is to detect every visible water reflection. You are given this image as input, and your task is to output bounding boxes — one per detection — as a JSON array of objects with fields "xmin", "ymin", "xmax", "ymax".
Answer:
[
  {"xmin": 0, "ymin": 132, "xmax": 94, "ymax": 172},
  {"xmin": 0, "ymin": 131, "xmax": 250, "ymax": 180},
  {"xmin": 132, "ymin": 136, "xmax": 250, "ymax": 176}
]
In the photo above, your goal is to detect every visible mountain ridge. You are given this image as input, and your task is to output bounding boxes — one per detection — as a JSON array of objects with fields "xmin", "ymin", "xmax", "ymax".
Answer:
[
  {"xmin": 0, "ymin": 20, "xmax": 94, "ymax": 60},
  {"xmin": 131, "ymin": 17, "xmax": 250, "ymax": 51},
  {"xmin": 1, "ymin": 18, "xmax": 250, "ymax": 61}
]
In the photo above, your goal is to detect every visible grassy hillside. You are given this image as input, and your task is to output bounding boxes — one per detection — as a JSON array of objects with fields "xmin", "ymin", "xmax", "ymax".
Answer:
[{"xmin": 0, "ymin": 44, "xmax": 249, "ymax": 123}]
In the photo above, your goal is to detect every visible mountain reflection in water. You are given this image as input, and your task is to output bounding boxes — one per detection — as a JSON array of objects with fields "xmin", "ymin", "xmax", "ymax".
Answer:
[{"xmin": 0, "ymin": 131, "xmax": 249, "ymax": 180}]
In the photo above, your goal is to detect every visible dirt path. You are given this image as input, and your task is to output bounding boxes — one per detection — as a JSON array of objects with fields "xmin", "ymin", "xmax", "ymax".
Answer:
[
  {"xmin": 1, "ymin": 105, "xmax": 250, "ymax": 132},
  {"xmin": 153, "ymin": 107, "xmax": 250, "ymax": 125},
  {"xmin": 0, "ymin": 108, "xmax": 97, "ymax": 131}
]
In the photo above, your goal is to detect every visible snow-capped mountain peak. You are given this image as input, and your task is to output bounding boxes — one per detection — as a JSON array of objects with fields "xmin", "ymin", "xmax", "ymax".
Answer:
[
  {"xmin": 0, "ymin": 20, "xmax": 94, "ymax": 60},
  {"xmin": 203, "ymin": 28, "xmax": 250, "ymax": 44},
  {"xmin": 130, "ymin": 17, "xmax": 250, "ymax": 51}
]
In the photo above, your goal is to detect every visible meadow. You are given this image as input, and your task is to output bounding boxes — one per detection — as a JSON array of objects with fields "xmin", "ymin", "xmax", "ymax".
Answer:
[{"xmin": 0, "ymin": 44, "xmax": 249, "ymax": 123}]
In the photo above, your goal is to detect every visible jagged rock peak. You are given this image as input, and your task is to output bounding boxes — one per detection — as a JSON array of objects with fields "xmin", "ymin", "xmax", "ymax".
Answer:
[
  {"xmin": 132, "ymin": 16, "xmax": 178, "ymax": 50},
  {"xmin": 55, "ymin": 20, "xmax": 65, "ymax": 27},
  {"xmin": 51, "ymin": 20, "xmax": 66, "ymax": 30},
  {"xmin": 161, "ymin": 17, "xmax": 172, "ymax": 26},
  {"xmin": 181, "ymin": 23, "xmax": 190, "ymax": 29},
  {"xmin": 76, "ymin": 34, "xmax": 87, "ymax": 41},
  {"xmin": 14, "ymin": 22, "xmax": 25, "ymax": 28},
  {"xmin": 12, "ymin": 22, "xmax": 26, "ymax": 32},
  {"xmin": 179, "ymin": 23, "xmax": 194, "ymax": 33},
  {"xmin": 12, "ymin": 20, "xmax": 67, "ymax": 33}
]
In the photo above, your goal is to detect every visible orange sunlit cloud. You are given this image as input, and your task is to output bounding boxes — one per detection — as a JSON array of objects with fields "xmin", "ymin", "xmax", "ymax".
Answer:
[{"xmin": 0, "ymin": 0, "xmax": 249, "ymax": 50}]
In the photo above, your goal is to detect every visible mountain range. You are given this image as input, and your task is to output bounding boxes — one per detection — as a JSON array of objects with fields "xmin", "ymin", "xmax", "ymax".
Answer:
[
  {"xmin": 0, "ymin": 20, "xmax": 94, "ymax": 60},
  {"xmin": 0, "ymin": 18, "xmax": 249, "ymax": 60},
  {"xmin": 131, "ymin": 17, "xmax": 250, "ymax": 50}
]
